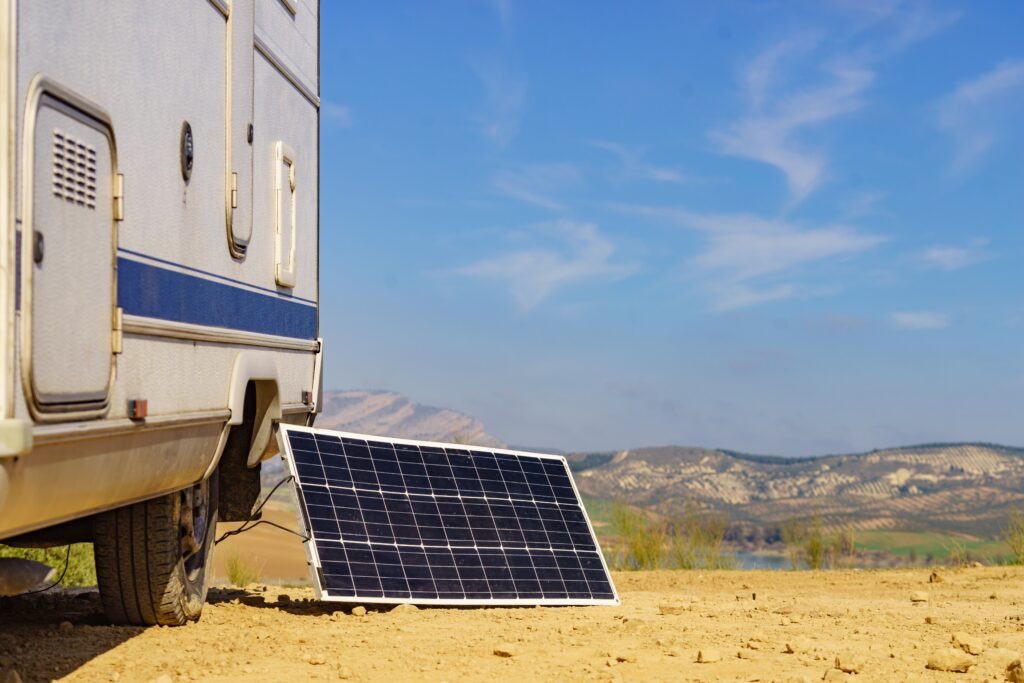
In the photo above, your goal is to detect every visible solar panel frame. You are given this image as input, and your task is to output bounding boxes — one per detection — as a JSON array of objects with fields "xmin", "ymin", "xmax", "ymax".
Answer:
[{"xmin": 276, "ymin": 424, "xmax": 620, "ymax": 606}]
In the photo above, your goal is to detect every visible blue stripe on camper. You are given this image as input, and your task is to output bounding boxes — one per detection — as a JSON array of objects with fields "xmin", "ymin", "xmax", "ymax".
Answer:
[{"xmin": 117, "ymin": 257, "xmax": 317, "ymax": 340}]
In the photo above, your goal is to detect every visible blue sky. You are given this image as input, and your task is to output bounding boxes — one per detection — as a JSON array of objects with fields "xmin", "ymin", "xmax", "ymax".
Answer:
[{"xmin": 318, "ymin": 1, "xmax": 1023, "ymax": 456}]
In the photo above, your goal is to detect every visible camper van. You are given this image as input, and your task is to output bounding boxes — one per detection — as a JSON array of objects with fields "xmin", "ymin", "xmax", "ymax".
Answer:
[{"xmin": 0, "ymin": 0, "xmax": 322, "ymax": 625}]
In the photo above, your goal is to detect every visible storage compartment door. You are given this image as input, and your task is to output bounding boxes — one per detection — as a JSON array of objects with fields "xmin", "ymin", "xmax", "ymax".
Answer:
[{"xmin": 28, "ymin": 94, "xmax": 115, "ymax": 411}]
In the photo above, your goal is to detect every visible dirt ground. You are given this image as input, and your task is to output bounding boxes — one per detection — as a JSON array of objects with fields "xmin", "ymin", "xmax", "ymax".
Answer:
[{"xmin": 3, "ymin": 566, "xmax": 1024, "ymax": 682}]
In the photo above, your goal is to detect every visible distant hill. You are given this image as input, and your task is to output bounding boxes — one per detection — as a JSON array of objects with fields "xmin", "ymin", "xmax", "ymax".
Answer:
[
  {"xmin": 313, "ymin": 389, "xmax": 505, "ymax": 447},
  {"xmin": 568, "ymin": 443, "xmax": 1024, "ymax": 537}
]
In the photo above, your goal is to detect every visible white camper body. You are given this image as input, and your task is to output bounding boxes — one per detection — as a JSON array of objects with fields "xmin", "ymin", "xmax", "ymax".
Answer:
[{"xmin": 0, "ymin": 0, "xmax": 321, "ymax": 607}]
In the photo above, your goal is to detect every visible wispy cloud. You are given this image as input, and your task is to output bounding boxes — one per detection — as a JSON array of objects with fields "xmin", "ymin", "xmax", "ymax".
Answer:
[
  {"xmin": 588, "ymin": 140, "xmax": 690, "ymax": 184},
  {"xmin": 322, "ymin": 102, "xmax": 354, "ymax": 128},
  {"xmin": 492, "ymin": 163, "xmax": 581, "ymax": 210},
  {"xmin": 920, "ymin": 238, "xmax": 989, "ymax": 270},
  {"xmin": 472, "ymin": 62, "xmax": 526, "ymax": 147},
  {"xmin": 712, "ymin": 43, "xmax": 873, "ymax": 203},
  {"xmin": 454, "ymin": 220, "xmax": 635, "ymax": 311},
  {"xmin": 937, "ymin": 60, "xmax": 1024, "ymax": 174},
  {"xmin": 890, "ymin": 311, "xmax": 950, "ymax": 330},
  {"xmin": 613, "ymin": 204, "xmax": 886, "ymax": 310},
  {"xmin": 489, "ymin": 0, "xmax": 512, "ymax": 31}
]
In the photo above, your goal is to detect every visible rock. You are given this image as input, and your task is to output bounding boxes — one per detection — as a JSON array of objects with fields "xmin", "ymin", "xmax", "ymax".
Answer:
[
  {"xmin": 785, "ymin": 639, "xmax": 811, "ymax": 654},
  {"xmin": 929, "ymin": 570, "xmax": 943, "ymax": 583},
  {"xmin": 615, "ymin": 654, "xmax": 636, "ymax": 663},
  {"xmin": 697, "ymin": 649, "xmax": 722, "ymax": 663},
  {"xmin": 1007, "ymin": 658, "xmax": 1024, "ymax": 683},
  {"xmin": 951, "ymin": 632, "xmax": 985, "ymax": 655},
  {"xmin": 972, "ymin": 561, "xmax": 983, "ymax": 568},
  {"xmin": 910, "ymin": 591, "xmax": 929, "ymax": 603},
  {"xmin": 736, "ymin": 650, "xmax": 755, "ymax": 660},
  {"xmin": 924, "ymin": 616, "xmax": 939, "ymax": 625},
  {"xmin": 390, "ymin": 603, "xmax": 419, "ymax": 615},
  {"xmin": 493, "ymin": 644, "xmax": 516, "ymax": 658},
  {"xmin": 58, "ymin": 620, "xmax": 73, "ymax": 632},
  {"xmin": 276, "ymin": 594, "xmax": 290, "ymax": 604},
  {"xmin": 658, "ymin": 603, "xmax": 686, "ymax": 615},
  {"xmin": 307, "ymin": 656, "xmax": 326, "ymax": 665},
  {"xmin": 926, "ymin": 648, "xmax": 975, "ymax": 673},
  {"xmin": 835, "ymin": 652, "xmax": 863, "ymax": 673},
  {"xmin": 351, "ymin": 606, "xmax": 367, "ymax": 617},
  {"xmin": 337, "ymin": 667, "xmax": 353, "ymax": 679},
  {"xmin": 822, "ymin": 669, "xmax": 847, "ymax": 682}
]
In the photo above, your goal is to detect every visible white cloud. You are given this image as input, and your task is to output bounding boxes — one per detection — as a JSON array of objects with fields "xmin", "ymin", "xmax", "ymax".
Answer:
[
  {"xmin": 322, "ymin": 102, "xmax": 354, "ymax": 128},
  {"xmin": 588, "ymin": 140, "xmax": 690, "ymax": 184},
  {"xmin": 712, "ymin": 47, "xmax": 874, "ymax": 203},
  {"xmin": 492, "ymin": 163, "xmax": 581, "ymax": 210},
  {"xmin": 938, "ymin": 60, "xmax": 1024, "ymax": 173},
  {"xmin": 613, "ymin": 204, "xmax": 886, "ymax": 310},
  {"xmin": 890, "ymin": 311, "xmax": 950, "ymax": 330},
  {"xmin": 920, "ymin": 239, "xmax": 989, "ymax": 270},
  {"xmin": 473, "ymin": 62, "xmax": 526, "ymax": 147},
  {"xmin": 455, "ymin": 220, "xmax": 634, "ymax": 311}
]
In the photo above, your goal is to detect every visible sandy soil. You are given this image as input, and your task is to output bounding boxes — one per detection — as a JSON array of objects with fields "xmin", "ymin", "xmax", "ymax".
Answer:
[{"xmin": 3, "ymin": 566, "xmax": 1024, "ymax": 682}]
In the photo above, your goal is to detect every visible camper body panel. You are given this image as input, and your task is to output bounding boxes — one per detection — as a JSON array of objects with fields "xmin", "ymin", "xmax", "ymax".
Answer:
[{"xmin": 0, "ymin": 0, "xmax": 320, "ymax": 540}]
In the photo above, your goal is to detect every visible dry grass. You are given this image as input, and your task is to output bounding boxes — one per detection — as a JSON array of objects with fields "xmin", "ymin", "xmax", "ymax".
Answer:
[
  {"xmin": 1003, "ymin": 509, "xmax": 1024, "ymax": 565},
  {"xmin": 610, "ymin": 503, "xmax": 733, "ymax": 570},
  {"xmin": 225, "ymin": 552, "xmax": 262, "ymax": 587}
]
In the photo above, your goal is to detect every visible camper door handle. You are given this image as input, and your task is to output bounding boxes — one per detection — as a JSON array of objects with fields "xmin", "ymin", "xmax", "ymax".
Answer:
[{"xmin": 32, "ymin": 231, "xmax": 44, "ymax": 265}]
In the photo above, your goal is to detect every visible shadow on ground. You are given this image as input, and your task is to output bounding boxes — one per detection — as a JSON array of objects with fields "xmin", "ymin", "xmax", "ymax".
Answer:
[{"xmin": 0, "ymin": 587, "xmax": 144, "ymax": 682}]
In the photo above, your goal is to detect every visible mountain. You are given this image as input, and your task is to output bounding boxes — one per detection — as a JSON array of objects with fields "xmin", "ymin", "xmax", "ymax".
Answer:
[
  {"xmin": 312, "ymin": 389, "xmax": 505, "ymax": 447},
  {"xmin": 568, "ymin": 443, "xmax": 1024, "ymax": 537}
]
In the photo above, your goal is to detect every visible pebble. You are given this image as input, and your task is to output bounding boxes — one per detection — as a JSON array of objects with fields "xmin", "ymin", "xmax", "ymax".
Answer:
[
  {"xmin": 910, "ymin": 591, "xmax": 929, "ymax": 603},
  {"xmin": 929, "ymin": 570, "xmax": 943, "ymax": 583},
  {"xmin": 658, "ymin": 604, "xmax": 686, "ymax": 615},
  {"xmin": 276, "ymin": 594, "xmax": 290, "ymax": 604},
  {"xmin": 493, "ymin": 644, "xmax": 516, "ymax": 658},
  {"xmin": 926, "ymin": 648, "xmax": 975, "ymax": 673},
  {"xmin": 614, "ymin": 654, "xmax": 636, "ymax": 663},
  {"xmin": 785, "ymin": 639, "xmax": 811, "ymax": 654},
  {"xmin": 951, "ymin": 632, "xmax": 985, "ymax": 656},
  {"xmin": 697, "ymin": 649, "xmax": 722, "ymax": 663},
  {"xmin": 58, "ymin": 621, "xmax": 73, "ymax": 632},
  {"xmin": 390, "ymin": 603, "xmax": 419, "ymax": 615},
  {"xmin": 308, "ymin": 656, "xmax": 326, "ymax": 666},
  {"xmin": 351, "ymin": 606, "xmax": 367, "ymax": 617},
  {"xmin": 1007, "ymin": 659, "xmax": 1024, "ymax": 683},
  {"xmin": 924, "ymin": 616, "xmax": 939, "ymax": 625},
  {"xmin": 822, "ymin": 670, "xmax": 847, "ymax": 682},
  {"xmin": 835, "ymin": 652, "xmax": 863, "ymax": 673}
]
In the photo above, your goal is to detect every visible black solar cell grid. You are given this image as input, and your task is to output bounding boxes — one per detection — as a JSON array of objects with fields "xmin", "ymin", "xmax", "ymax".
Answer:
[{"xmin": 279, "ymin": 426, "xmax": 618, "ymax": 605}]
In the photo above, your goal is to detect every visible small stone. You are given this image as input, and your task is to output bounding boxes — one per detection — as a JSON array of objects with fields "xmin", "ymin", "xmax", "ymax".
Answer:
[
  {"xmin": 926, "ymin": 648, "xmax": 975, "ymax": 673},
  {"xmin": 337, "ymin": 667, "xmax": 352, "ymax": 679},
  {"xmin": 835, "ymin": 652, "xmax": 863, "ymax": 673},
  {"xmin": 615, "ymin": 654, "xmax": 636, "ymax": 663},
  {"xmin": 109, "ymin": 674, "xmax": 120, "ymax": 683},
  {"xmin": 924, "ymin": 616, "xmax": 938, "ymax": 625},
  {"xmin": 493, "ymin": 644, "xmax": 516, "ymax": 658},
  {"xmin": 58, "ymin": 621, "xmax": 73, "ymax": 632},
  {"xmin": 276, "ymin": 594, "xmax": 291, "ymax": 604},
  {"xmin": 785, "ymin": 639, "xmax": 811, "ymax": 654},
  {"xmin": 658, "ymin": 603, "xmax": 686, "ymax": 615},
  {"xmin": 351, "ymin": 606, "xmax": 367, "ymax": 617},
  {"xmin": 308, "ymin": 656, "xmax": 326, "ymax": 666},
  {"xmin": 390, "ymin": 603, "xmax": 419, "ymax": 615},
  {"xmin": 697, "ymin": 649, "xmax": 722, "ymax": 663},
  {"xmin": 910, "ymin": 591, "xmax": 929, "ymax": 603},
  {"xmin": 929, "ymin": 570, "xmax": 943, "ymax": 583},
  {"xmin": 951, "ymin": 632, "xmax": 985, "ymax": 656},
  {"xmin": 1007, "ymin": 658, "xmax": 1024, "ymax": 683},
  {"xmin": 972, "ymin": 561, "xmax": 983, "ymax": 568},
  {"xmin": 736, "ymin": 650, "xmax": 755, "ymax": 660},
  {"xmin": 822, "ymin": 669, "xmax": 847, "ymax": 682}
]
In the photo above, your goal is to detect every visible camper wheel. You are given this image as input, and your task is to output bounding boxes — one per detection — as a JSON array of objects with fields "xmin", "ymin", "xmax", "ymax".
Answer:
[{"xmin": 93, "ymin": 472, "xmax": 219, "ymax": 626}]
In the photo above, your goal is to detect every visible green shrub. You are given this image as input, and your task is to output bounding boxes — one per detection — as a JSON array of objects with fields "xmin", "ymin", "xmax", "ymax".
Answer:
[
  {"xmin": 1002, "ymin": 510, "xmax": 1024, "ymax": 565},
  {"xmin": 225, "ymin": 552, "xmax": 262, "ymax": 587},
  {"xmin": 0, "ymin": 543, "xmax": 96, "ymax": 587},
  {"xmin": 610, "ymin": 503, "xmax": 665, "ymax": 570}
]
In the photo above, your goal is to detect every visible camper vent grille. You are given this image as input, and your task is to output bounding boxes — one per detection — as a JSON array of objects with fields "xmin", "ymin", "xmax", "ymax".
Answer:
[{"xmin": 52, "ymin": 129, "xmax": 97, "ymax": 209}]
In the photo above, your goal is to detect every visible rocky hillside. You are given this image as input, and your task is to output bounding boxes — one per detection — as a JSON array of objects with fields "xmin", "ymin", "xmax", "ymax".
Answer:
[
  {"xmin": 569, "ymin": 443, "xmax": 1024, "ymax": 537},
  {"xmin": 312, "ymin": 389, "xmax": 504, "ymax": 447}
]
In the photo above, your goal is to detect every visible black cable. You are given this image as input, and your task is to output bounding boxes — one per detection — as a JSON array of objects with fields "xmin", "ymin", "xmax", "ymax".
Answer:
[
  {"xmin": 17, "ymin": 543, "xmax": 72, "ymax": 596},
  {"xmin": 215, "ymin": 475, "xmax": 309, "ymax": 545}
]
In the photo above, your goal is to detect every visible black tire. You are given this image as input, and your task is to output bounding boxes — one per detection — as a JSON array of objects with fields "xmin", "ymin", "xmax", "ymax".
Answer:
[{"xmin": 93, "ymin": 472, "xmax": 218, "ymax": 625}]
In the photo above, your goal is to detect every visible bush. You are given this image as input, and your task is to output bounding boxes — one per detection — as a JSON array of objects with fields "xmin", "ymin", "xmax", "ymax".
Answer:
[
  {"xmin": 1003, "ymin": 510, "xmax": 1024, "ymax": 565},
  {"xmin": 781, "ymin": 519, "xmax": 804, "ymax": 570},
  {"xmin": 804, "ymin": 517, "xmax": 826, "ymax": 570},
  {"xmin": 668, "ymin": 507, "xmax": 734, "ymax": 570},
  {"xmin": 225, "ymin": 552, "xmax": 262, "ymax": 587},
  {"xmin": 0, "ymin": 543, "xmax": 96, "ymax": 587},
  {"xmin": 610, "ymin": 503, "xmax": 665, "ymax": 570},
  {"xmin": 609, "ymin": 502, "xmax": 734, "ymax": 570}
]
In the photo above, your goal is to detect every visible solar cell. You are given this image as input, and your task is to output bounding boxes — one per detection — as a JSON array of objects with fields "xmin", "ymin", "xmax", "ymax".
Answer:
[{"xmin": 277, "ymin": 425, "xmax": 619, "ymax": 605}]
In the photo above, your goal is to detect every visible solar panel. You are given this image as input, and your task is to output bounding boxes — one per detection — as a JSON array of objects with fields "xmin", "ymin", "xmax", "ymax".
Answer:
[{"xmin": 277, "ymin": 425, "xmax": 619, "ymax": 606}]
